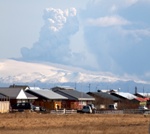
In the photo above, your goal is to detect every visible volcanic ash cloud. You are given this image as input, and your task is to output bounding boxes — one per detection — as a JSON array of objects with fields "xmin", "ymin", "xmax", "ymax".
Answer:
[{"xmin": 21, "ymin": 7, "xmax": 79, "ymax": 64}]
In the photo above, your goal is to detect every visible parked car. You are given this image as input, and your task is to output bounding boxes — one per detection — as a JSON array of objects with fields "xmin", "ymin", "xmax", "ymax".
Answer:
[
  {"xmin": 11, "ymin": 103, "xmax": 45, "ymax": 112},
  {"xmin": 108, "ymin": 104, "xmax": 117, "ymax": 110},
  {"xmin": 31, "ymin": 104, "xmax": 46, "ymax": 112},
  {"xmin": 138, "ymin": 106, "xmax": 148, "ymax": 110},
  {"xmin": 77, "ymin": 104, "xmax": 96, "ymax": 114}
]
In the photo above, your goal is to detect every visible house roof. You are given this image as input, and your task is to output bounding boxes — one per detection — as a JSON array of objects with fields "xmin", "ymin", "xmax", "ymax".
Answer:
[
  {"xmin": 87, "ymin": 92, "xmax": 120, "ymax": 101},
  {"xmin": 134, "ymin": 97, "xmax": 149, "ymax": 102},
  {"xmin": 111, "ymin": 92, "xmax": 137, "ymax": 100},
  {"xmin": 52, "ymin": 87, "xmax": 95, "ymax": 101},
  {"xmin": 25, "ymin": 92, "xmax": 38, "ymax": 99},
  {"xmin": 0, "ymin": 87, "xmax": 23, "ymax": 99},
  {"xmin": 26, "ymin": 87, "xmax": 41, "ymax": 90},
  {"xmin": 0, "ymin": 93, "xmax": 8, "ymax": 99},
  {"xmin": 26, "ymin": 89, "xmax": 67, "ymax": 100},
  {"xmin": 136, "ymin": 92, "xmax": 150, "ymax": 98}
]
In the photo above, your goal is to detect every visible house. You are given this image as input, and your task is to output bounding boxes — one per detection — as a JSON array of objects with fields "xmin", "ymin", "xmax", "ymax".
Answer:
[
  {"xmin": 110, "ymin": 91, "xmax": 139, "ymax": 109},
  {"xmin": 0, "ymin": 87, "xmax": 37, "ymax": 104},
  {"xmin": 0, "ymin": 87, "xmax": 37, "ymax": 112},
  {"xmin": 87, "ymin": 91, "xmax": 120, "ymax": 109},
  {"xmin": 25, "ymin": 87, "xmax": 67, "ymax": 110},
  {"xmin": 52, "ymin": 86, "xmax": 95, "ymax": 110},
  {"xmin": 134, "ymin": 92, "xmax": 150, "ymax": 108}
]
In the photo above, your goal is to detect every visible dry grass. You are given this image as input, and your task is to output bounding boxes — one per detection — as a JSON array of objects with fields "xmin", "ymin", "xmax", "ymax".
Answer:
[{"xmin": 0, "ymin": 112, "xmax": 150, "ymax": 134}]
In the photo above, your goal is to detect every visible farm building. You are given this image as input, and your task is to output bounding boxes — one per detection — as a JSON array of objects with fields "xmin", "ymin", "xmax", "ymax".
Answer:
[{"xmin": 52, "ymin": 86, "xmax": 95, "ymax": 110}]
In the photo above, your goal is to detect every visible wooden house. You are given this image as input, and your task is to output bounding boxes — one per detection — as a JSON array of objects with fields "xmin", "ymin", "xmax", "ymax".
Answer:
[
  {"xmin": 134, "ymin": 92, "xmax": 150, "ymax": 108},
  {"xmin": 111, "ymin": 92, "xmax": 139, "ymax": 109},
  {"xmin": 87, "ymin": 91, "xmax": 120, "ymax": 109},
  {"xmin": 0, "ymin": 87, "xmax": 37, "ymax": 112},
  {"xmin": 0, "ymin": 87, "xmax": 37, "ymax": 103},
  {"xmin": 52, "ymin": 86, "xmax": 95, "ymax": 110},
  {"xmin": 25, "ymin": 87, "xmax": 67, "ymax": 110}
]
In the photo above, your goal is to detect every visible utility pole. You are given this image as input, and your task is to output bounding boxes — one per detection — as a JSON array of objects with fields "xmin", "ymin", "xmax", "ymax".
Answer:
[
  {"xmin": 74, "ymin": 82, "xmax": 76, "ymax": 90},
  {"xmin": 88, "ymin": 84, "xmax": 91, "ymax": 92}
]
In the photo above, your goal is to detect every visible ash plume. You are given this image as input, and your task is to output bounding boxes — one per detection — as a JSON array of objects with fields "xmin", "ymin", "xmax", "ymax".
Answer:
[{"xmin": 21, "ymin": 7, "xmax": 80, "ymax": 65}]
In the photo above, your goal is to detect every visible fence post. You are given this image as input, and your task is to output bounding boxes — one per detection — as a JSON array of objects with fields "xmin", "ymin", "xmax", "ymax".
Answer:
[
  {"xmin": 149, "ymin": 122, "xmax": 150, "ymax": 134},
  {"xmin": 63, "ymin": 108, "xmax": 66, "ymax": 114}
]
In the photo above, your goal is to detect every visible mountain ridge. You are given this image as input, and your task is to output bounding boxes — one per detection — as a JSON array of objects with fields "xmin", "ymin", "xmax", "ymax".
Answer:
[
  {"xmin": 0, "ymin": 59, "xmax": 150, "ymax": 93},
  {"xmin": 0, "ymin": 59, "xmax": 125, "ymax": 83}
]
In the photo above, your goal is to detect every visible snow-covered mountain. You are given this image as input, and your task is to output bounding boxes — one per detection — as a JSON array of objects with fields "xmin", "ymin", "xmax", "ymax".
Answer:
[
  {"xmin": 0, "ymin": 59, "xmax": 133, "ymax": 83},
  {"xmin": 0, "ymin": 59, "xmax": 149, "ymax": 93}
]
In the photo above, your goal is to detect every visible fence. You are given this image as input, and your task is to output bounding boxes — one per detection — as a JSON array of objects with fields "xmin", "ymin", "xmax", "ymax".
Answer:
[
  {"xmin": 96, "ymin": 110, "xmax": 124, "ymax": 114},
  {"xmin": 50, "ymin": 109, "xmax": 77, "ymax": 114},
  {"xmin": 95, "ymin": 109, "xmax": 150, "ymax": 114},
  {"xmin": 0, "ymin": 101, "xmax": 10, "ymax": 113},
  {"xmin": 123, "ymin": 109, "xmax": 150, "ymax": 114},
  {"xmin": 48, "ymin": 109, "xmax": 150, "ymax": 115}
]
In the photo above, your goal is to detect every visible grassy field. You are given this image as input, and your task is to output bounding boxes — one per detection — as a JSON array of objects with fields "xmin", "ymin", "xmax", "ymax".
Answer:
[{"xmin": 0, "ymin": 112, "xmax": 150, "ymax": 134}]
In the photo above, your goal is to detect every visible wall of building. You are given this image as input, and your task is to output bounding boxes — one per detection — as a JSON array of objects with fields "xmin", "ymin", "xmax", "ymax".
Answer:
[{"xmin": 0, "ymin": 101, "xmax": 10, "ymax": 113}]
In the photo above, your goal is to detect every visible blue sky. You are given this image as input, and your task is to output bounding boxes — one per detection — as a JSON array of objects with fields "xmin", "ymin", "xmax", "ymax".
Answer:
[{"xmin": 1, "ymin": 0, "xmax": 150, "ymax": 82}]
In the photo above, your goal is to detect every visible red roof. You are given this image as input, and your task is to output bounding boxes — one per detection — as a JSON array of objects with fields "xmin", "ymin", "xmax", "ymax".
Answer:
[{"xmin": 135, "ymin": 97, "xmax": 149, "ymax": 102}]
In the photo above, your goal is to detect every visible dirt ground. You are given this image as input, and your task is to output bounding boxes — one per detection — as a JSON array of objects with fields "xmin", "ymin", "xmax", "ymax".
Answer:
[{"xmin": 0, "ymin": 112, "xmax": 150, "ymax": 134}]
